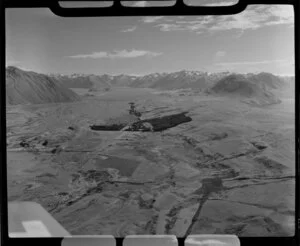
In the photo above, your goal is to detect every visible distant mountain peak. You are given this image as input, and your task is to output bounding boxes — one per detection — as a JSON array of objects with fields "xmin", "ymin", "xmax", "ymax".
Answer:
[{"xmin": 7, "ymin": 66, "xmax": 293, "ymax": 97}]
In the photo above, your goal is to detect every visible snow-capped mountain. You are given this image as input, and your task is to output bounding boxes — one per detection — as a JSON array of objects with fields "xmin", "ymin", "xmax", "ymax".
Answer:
[
  {"xmin": 48, "ymin": 70, "xmax": 292, "ymax": 92},
  {"xmin": 7, "ymin": 66, "xmax": 293, "ymax": 106}
]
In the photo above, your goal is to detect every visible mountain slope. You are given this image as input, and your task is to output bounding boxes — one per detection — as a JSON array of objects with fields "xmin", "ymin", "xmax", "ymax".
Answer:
[
  {"xmin": 127, "ymin": 71, "xmax": 225, "ymax": 90},
  {"xmin": 209, "ymin": 74, "xmax": 281, "ymax": 105},
  {"xmin": 248, "ymin": 72, "xmax": 286, "ymax": 90},
  {"xmin": 6, "ymin": 67, "xmax": 80, "ymax": 105},
  {"xmin": 50, "ymin": 74, "xmax": 111, "ymax": 91},
  {"xmin": 48, "ymin": 70, "xmax": 291, "ymax": 93},
  {"xmin": 7, "ymin": 67, "xmax": 292, "ymax": 106},
  {"xmin": 148, "ymin": 71, "xmax": 209, "ymax": 90}
]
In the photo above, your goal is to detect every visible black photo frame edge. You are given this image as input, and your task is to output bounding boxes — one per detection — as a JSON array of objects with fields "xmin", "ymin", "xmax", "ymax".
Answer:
[{"xmin": 0, "ymin": 0, "xmax": 299, "ymax": 245}]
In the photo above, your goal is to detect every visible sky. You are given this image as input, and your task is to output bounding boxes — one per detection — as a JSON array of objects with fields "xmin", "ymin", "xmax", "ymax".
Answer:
[{"xmin": 6, "ymin": 0, "xmax": 295, "ymax": 76}]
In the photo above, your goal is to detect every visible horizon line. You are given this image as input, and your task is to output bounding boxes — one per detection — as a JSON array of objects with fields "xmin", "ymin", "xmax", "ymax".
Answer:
[{"xmin": 6, "ymin": 66, "xmax": 295, "ymax": 78}]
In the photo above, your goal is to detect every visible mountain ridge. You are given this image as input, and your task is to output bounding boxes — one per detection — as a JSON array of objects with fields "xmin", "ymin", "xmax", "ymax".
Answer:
[
  {"xmin": 6, "ymin": 66, "xmax": 81, "ymax": 105},
  {"xmin": 6, "ymin": 66, "xmax": 294, "ymax": 106},
  {"xmin": 47, "ymin": 69, "xmax": 293, "ymax": 92}
]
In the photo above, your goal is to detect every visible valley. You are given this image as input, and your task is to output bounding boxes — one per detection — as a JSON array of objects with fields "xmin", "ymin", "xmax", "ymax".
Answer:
[{"xmin": 6, "ymin": 67, "xmax": 295, "ymax": 237}]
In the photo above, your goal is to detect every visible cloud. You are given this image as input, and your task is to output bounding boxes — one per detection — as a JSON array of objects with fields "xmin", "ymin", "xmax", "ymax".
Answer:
[
  {"xmin": 141, "ymin": 16, "xmax": 164, "ymax": 23},
  {"xmin": 156, "ymin": 23, "xmax": 187, "ymax": 31},
  {"xmin": 215, "ymin": 51, "xmax": 226, "ymax": 59},
  {"xmin": 206, "ymin": 56, "xmax": 295, "ymax": 74},
  {"xmin": 67, "ymin": 49, "xmax": 162, "ymax": 59},
  {"xmin": 121, "ymin": 26, "xmax": 137, "ymax": 32},
  {"xmin": 209, "ymin": 5, "xmax": 293, "ymax": 31},
  {"xmin": 213, "ymin": 59, "xmax": 294, "ymax": 74},
  {"xmin": 213, "ymin": 51, "xmax": 227, "ymax": 63},
  {"xmin": 144, "ymin": 5, "xmax": 293, "ymax": 34},
  {"xmin": 185, "ymin": 238, "xmax": 229, "ymax": 246},
  {"xmin": 216, "ymin": 59, "xmax": 293, "ymax": 67}
]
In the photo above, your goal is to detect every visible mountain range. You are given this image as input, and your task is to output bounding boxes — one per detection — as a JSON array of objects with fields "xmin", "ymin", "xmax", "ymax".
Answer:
[
  {"xmin": 49, "ymin": 70, "xmax": 292, "ymax": 91},
  {"xmin": 6, "ymin": 66, "xmax": 294, "ymax": 106}
]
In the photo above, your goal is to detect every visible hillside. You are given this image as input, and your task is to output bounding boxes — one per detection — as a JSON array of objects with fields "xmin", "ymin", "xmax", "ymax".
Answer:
[
  {"xmin": 6, "ymin": 67, "xmax": 80, "ymax": 105},
  {"xmin": 7, "ymin": 67, "xmax": 292, "ymax": 106},
  {"xmin": 50, "ymin": 74, "xmax": 111, "ymax": 91},
  {"xmin": 48, "ymin": 70, "xmax": 292, "ymax": 94},
  {"xmin": 247, "ymin": 72, "xmax": 286, "ymax": 90},
  {"xmin": 143, "ymin": 71, "xmax": 209, "ymax": 90},
  {"xmin": 49, "ymin": 71, "xmax": 231, "ymax": 91},
  {"xmin": 209, "ymin": 74, "xmax": 281, "ymax": 105}
]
